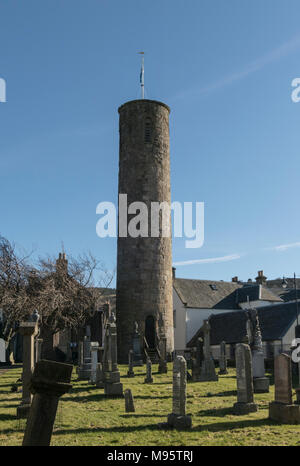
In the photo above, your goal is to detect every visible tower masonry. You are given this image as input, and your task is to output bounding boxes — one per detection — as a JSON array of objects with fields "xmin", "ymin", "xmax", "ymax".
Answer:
[{"xmin": 116, "ymin": 99, "xmax": 174, "ymax": 362}]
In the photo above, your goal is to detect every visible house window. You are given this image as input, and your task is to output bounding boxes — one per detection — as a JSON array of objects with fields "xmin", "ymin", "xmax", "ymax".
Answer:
[
  {"xmin": 173, "ymin": 309, "xmax": 176, "ymax": 328},
  {"xmin": 209, "ymin": 284, "xmax": 217, "ymax": 290}
]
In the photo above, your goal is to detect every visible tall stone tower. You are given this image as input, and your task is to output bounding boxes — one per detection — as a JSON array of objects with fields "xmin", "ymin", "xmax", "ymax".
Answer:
[{"xmin": 116, "ymin": 99, "xmax": 173, "ymax": 362}]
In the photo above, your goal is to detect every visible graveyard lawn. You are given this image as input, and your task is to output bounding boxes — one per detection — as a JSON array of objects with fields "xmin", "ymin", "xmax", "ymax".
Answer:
[{"xmin": 0, "ymin": 365, "xmax": 300, "ymax": 446}]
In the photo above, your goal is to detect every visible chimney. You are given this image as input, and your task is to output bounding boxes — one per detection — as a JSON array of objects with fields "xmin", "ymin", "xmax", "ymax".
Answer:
[
  {"xmin": 255, "ymin": 270, "xmax": 267, "ymax": 285},
  {"xmin": 172, "ymin": 267, "xmax": 176, "ymax": 279},
  {"xmin": 56, "ymin": 252, "xmax": 68, "ymax": 275},
  {"xmin": 232, "ymin": 276, "xmax": 238, "ymax": 283}
]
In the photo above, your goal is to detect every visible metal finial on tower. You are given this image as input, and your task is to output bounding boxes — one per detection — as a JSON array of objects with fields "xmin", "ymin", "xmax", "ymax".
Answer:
[{"xmin": 138, "ymin": 52, "xmax": 144, "ymax": 99}]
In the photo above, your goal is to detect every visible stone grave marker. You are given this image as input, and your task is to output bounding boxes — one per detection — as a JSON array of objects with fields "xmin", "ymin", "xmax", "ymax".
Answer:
[
  {"xmin": 144, "ymin": 358, "xmax": 153, "ymax": 383},
  {"xmin": 269, "ymin": 353, "xmax": 300, "ymax": 424},
  {"xmin": 124, "ymin": 389, "xmax": 135, "ymax": 413},
  {"xmin": 127, "ymin": 350, "xmax": 135, "ymax": 377},
  {"xmin": 22, "ymin": 360, "xmax": 73, "ymax": 446},
  {"xmin": 233, "ymin": 343, "xmax": 258, "ymax": 414},
  {"xmin": 167, "ymin": 355, "xmax": 192, "ymax": 428},
  {"xmin": 17, "ymin": 321, "xmax": 38, "ymax": 418}
]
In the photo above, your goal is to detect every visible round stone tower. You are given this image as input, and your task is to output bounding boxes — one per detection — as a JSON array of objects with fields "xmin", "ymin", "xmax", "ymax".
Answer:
[{"xmin": 116, "ymin": 99, "xmax": 174, "ymax": 362}]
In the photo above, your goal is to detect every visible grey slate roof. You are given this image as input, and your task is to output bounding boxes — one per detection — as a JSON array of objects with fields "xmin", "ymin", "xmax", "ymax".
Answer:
[
  {"xmin": 187, "ymin": 301, "xmax": 297, "ymax": 347},
  {"xmin": 173, "ymin": 278, "xmax": 242, "ymax": 309},
  {"xmin": 236, "ymin": 284, "xmax": 282, "ymax": 304},
  {"xmin": 173, "ymin": 278, "xmax": 281, "ymax": 310}
]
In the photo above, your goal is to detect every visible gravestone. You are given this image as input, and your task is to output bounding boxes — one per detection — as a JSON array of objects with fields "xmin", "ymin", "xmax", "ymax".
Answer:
[
  {"xmin": 95, "ymin": 362, "xmax": 104, "ymax": 388},
  {"xmin": 199, "ymin": 320, "xmax": 218, "ymax": 382},
  {"xmin": 77, "ymin": 335, "xmax": 92, "ymax": 380},
  {"xmin": 103, "ymin": 312, "xmax": 123, "ymax": 396},
  {"xmin": 22, "ymin": 360, "xmax": 73, "ymax": 446},
  {"xmin": 219, "ymin": 341, "xmax": 228, "ymax": 375},
  {"xmin": 132, "ymin": 322, "xmax": 143, "ymax": 366},
  {"xmin": 17, "ymin": 321, "xmax": 38, "ymax": 418},
  {"xmin": 0, "ymin": 338, "xmax": 6, "ymax": 363},
  {"xmin": 191, "ymin": 348, "xmax": 201, "ymax": 381},
  {"xmin": 233, "ymin": 343, "xmax": 258, "ymax": 414},
  {"xmin": 35, "ymin": 338, "xmax": 43, "ymax": 363},
  {"xmin": 167, "ymin": 355, "xmax": 192, "ymax": 428},
  {"xmin": 124, "ymin": 389, "xmax": 135, "ymax": 413},
  {"xmin": 89, "ymin": 342, "xmax": 99, "ymax": 384},
  {"xmin": 247, "ymin": 309, "xmax": 269, "ymax": 393},
  {"xmin": 158, "ymin": 337, "xmax": 168, "ymax": 374},
  {"xmin": 144, "ymin": 358, "xmax": 153, "ymax": 383},
  {"xmin": 127, "ymin": 350, "xmax": 135, "ymax": 377},
  {"xmin": 269, "ymin": 353, "xmax": 300, "ymax": 424}
]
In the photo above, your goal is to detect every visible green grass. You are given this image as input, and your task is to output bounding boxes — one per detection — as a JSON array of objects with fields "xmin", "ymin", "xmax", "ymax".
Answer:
[{"xmin": 0, "ymin": 364, "xmax": 299, "ymax": 446}]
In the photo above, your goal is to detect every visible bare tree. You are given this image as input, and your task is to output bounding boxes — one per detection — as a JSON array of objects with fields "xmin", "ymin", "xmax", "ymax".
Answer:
[{"xmin": 0, "ymin": 234, "xmax": 114, "ymax": 352}]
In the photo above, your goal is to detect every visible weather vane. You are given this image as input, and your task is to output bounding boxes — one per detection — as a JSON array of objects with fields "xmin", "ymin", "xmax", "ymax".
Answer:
[{"xmin": 138, "ymin": 52, "xmax": 144, "ymax": 99}]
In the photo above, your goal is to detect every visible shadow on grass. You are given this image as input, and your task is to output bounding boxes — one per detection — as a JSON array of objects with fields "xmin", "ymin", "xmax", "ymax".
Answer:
[
  {"xmin": 198, "ymin": 407, "xmax": 234, "ymax": 417},
  {"xmin": 119, "ymin": 414, "xmax": 164, "ymax": 418},
  {"xmin": 53, "ymin": 422, "xmax": 169, "ymax": 436},
  {"xmin": 214, "ymin": 390, "xmax": 237, "ymax": 397},
  {"xmin": 0, "ymin": 412, "xmax": 18, "ymax": 421},
  {"xmin": 0, "ymin": 397, "xmax": 21, "ymax": 402},
  {"xmin": 193, "ymin": 417, "xmax": 275, "ymax": 432}
]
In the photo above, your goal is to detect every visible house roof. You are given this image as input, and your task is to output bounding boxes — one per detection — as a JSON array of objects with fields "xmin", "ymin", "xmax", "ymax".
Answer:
[
  {"xmin": 187, "ymin": 301, "xmax": 297, "ymax": 347},
  {"xmin": 236, "ymin": 284, "xmax": 282, "ymax": 304},
  {"xmin": 173, "ymin": 278, "xmax": 242, "ymax": 309},
  {"xmin": 173, "ymin": 278, "xmax": 281, "ymax": 310}
]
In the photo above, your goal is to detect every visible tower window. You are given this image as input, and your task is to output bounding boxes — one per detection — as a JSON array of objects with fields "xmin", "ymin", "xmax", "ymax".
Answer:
[{"xmin": 144, "ymin": 118, "xmax": 152, "ymax": 143}]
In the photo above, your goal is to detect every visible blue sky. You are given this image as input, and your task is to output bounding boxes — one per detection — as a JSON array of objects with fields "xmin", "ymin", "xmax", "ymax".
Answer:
[{"xmin": 1, "ymin": 0, "xmax": 300, "ymax": 285}]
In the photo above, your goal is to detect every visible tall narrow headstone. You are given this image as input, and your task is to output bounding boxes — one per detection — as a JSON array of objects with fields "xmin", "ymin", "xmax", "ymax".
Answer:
[
  {"xmin": 247, "ymin": 309, "xmax": 269, "ymax": 393},
  {"xmin": 219, "ymin": 341, "xmax": 228, "ymax": 375},
  {"xmin": 167, "ymin": 356, "xmax": 192, "ymax": 428},
  {"xmin": 103, "ymin": 312, "xmax": 123, "ymax": 396},
  {"xmin": 77, "ymin": 336, "xmax": 92, "ymax": 380},
  {"xmin": 95, "ymin": 362, "xmax": 104, "ymax": 388},
  {"xmin": 22, "ymin": 360, "xmax": 73, "ymax": 446},
  {"xmin": 269, "ymin": 353, "xmax": 300, "ymax": 423},
  {"xmin": 144, "ymin": 358, "xmax": 153, "ymax": 383},
  {"xmin": 35, "ymin": 338, "xmax": 43, "ymax": 363},
  {"xmin": 124, "ymin": 389, "xmax": 135, "ymax": 413},
  {"xmin": 199, "ymin": 320, "xmax": 218, "ymax": 382},
  {"xmin": 127, "ymin": 350, "xmax": 135, "ymax": 377},
  {"xmin": 17, "ymin": 321, "xmax": 38, "ymax": 418},
  {"xmin": 191, "ymin": 348, "xmax": 201, "ymax": 382},
  {"xmin": 233, "ymin": 343, "xmax": 258, "ymax": 414},
  {"xmin": 132, "ymin": 322, "xmax": 143, "ymax": 366},
  {"xmin": 158, "ymin": 337, "xmax": 168, "ymax": 374},
  {"xmin": 90, "ymin": 342, "xmax": 99, "ymax": 384}
]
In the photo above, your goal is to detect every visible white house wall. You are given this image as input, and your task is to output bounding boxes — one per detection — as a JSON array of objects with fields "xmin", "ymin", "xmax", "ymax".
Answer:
[{"xmin": 185, "ymin": 308, "xmax": 235, "ymax": 348}]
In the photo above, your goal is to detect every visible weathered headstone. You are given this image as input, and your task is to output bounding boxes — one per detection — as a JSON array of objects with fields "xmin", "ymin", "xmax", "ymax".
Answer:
[
  {"xmin": 144, "ymin": 358, "xmax": 153, "ymax": 383},
  {"xmin": 233, "ymin": 343, "xmax": 258, "ymax": 414},
  {"xmin": 127, "ymin": 350, "xmax": 135, "ymax": 377},
  {"xmin": 124, "ymin": 388, "xmax": 135, "ymax": 413},
  {"xmin": 219, "ymin": 341, "xmax": 228, "ymax": 375},
  {"xmin": 199, "ymin": 320, "xmax": 218, "ymax": 382},
  {"xmin": 158, "ymin": 337, "xmax": 168, "ymax": 374},
  {"xmin": 17, "ymin": 321, "xmax": 38, "ymax": 418},
  {"xmin": 247, "ymin": 309, "xmax": 269, "ymax": 393},
  {"xmin": 191, "ymin": 348, "xmax": 201, "ymax": 382},
  {"xmin": 269, "ymin": 353, "xmax": 300, "ymax": 423},
  {"xmin": 95, "ymin": 362, "xmax": 104, "ymax": 388},
  {"xmin": 22, "ymin": 360, "xmax": 73, "ymax": 446},
  {"xmin": 103, "ymin": 312, "xmax": 123, "ymax": 396},
  {"xmin": 35, "ymin": 338, "xmax": 43, "ymax": 363},
  {"xmin": 0, "ymin": 338, "xmax": 6, "ymax": 363},
  {"xmin": 77, "ymin": 335, "xmax": 92, "ymax": 380},
  {"xmin": 132, "ymin": 321, "xmax": 143, "ymax": 366},
  {"xmin": 89, "ymin": 342, "xmax": 99, "ymax": 384},
  {"xmin": 167, "ymin": 356, "xmax": 192, "ymax": 428}
]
